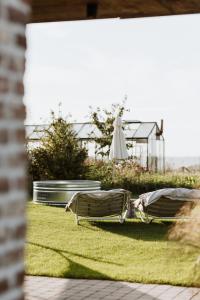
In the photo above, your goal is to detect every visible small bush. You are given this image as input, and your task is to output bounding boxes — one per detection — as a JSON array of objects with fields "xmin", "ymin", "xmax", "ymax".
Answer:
[{"xmin": 28, "ymin": 114, "xmax": 88, "ymax": 183}]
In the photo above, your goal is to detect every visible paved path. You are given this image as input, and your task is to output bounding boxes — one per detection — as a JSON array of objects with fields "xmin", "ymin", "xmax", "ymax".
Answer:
[{"xmin": 25, "ymin": 276, "xmax": 200, "ymax": 300}]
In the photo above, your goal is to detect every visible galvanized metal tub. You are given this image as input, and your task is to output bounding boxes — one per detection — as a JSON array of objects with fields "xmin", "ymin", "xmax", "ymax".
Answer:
[{"xmin": 33, "ymin": 180, "xmax": 101, "ymax": 206}]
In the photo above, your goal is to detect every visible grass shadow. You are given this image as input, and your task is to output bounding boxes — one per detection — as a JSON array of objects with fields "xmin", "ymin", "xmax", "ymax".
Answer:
[
  {"xmin": 27, "ymin": 241, "xmax": 122, "ymax": 279},
  {"xmin": 85, "ymin": 219, "xmax": 172, "ymax": 242}
]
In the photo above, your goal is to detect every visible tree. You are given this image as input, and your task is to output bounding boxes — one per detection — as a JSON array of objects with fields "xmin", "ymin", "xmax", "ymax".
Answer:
[
  {"xmin": 89, "ymin": 101, "xmax": 130, "ymax": 158},
  {"xmin": 28, "ymin": 113, "xmax": 88, "ymax": 181}
]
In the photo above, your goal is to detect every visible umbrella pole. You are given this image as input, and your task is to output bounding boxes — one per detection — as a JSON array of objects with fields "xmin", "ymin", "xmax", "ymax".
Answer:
[{"xmin": 112, "ymin": 160, "xmax": 115, "ymax": 181}]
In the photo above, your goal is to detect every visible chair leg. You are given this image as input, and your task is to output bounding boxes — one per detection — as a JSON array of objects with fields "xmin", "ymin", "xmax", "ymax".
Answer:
[
  {"xmin": 119, "ymin": 215, "xmax": 125, "ymax": 224},
  {"xmin": 144, "ymin": 214, "xmax": 153, "ymax": 224},
  {"xmin": 126, "ymin": 201, "xmax": 133, "ymax": 218},
  {"xmin": 76, "ymin": 215, "xmax": 79, "ymax": 225},
  {"xmin": 138, "ymin": 211, "xmax": 152, "ymax": 224}
]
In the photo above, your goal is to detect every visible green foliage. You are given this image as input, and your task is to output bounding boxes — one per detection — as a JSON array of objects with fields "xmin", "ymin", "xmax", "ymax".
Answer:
[
  {"xmin": 89, "ymin": 101, "xmax": 130, "ymax": 157},
  {"xmin": 28, "ymin": 113, "xmax": 88, "ymax": 181},
  {"xmin": 85, "ymin": 160, "xmax": 200, "ymax": 195}
]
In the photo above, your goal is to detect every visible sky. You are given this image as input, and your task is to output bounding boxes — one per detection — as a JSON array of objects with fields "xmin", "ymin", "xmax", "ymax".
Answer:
[{"xmin": 24, "ymin": 14, "xmax": 200, "ymax": 157}]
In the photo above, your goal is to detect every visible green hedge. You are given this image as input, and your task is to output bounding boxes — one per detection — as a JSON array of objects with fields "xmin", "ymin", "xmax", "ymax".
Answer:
[{"xmin": 85, "ymin": 160, "xmax": 200, "ymax": 196}]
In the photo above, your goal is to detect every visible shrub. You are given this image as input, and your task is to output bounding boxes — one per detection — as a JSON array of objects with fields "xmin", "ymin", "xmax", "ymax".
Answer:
[
  {"xmin": 85, "ymin": 159, "xmax": 200, "ymax": 195},
  {"xmin": 28, "ymin": 114, "xmax": 88, "ymax": 182}
]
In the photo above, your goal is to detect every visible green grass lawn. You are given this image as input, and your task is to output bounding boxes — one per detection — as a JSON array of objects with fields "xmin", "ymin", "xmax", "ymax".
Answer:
[{"xmin": 26, "ymin": 203, "xmax": 199, "ymax": 287}]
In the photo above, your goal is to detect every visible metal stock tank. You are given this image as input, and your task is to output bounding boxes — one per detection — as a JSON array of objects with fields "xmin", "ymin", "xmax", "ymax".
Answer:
[{"xmin": 33, "ymin": 180, "xmax": 101, "ymax": 206}]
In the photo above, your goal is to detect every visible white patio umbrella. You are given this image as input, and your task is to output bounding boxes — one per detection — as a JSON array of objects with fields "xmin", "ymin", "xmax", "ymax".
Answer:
[
  {"xmin": 109, "ymin": 115, "xmax": 128, "ymax": 161},
  {"xmin": 109, "ymin": 115, "xmax": 132, "ymax": 217}
]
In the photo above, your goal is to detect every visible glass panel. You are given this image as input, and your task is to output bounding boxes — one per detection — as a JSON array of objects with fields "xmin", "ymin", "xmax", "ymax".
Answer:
[
  {"xmin": 123, "ymin": 122, "xmax": 140, "ymax": 138},
  {"xmin": 148, "ymin": 126, "xmax": 157, "ymax": 172},
  {"xmin": 133, "ymin": 123, "xmax": 155, "ymax": 139},
  {"xmin": 74, "ymin": 123, "xmax": 101, "ymax": 139},
  {"xmin": 131, "ymin": 142, "xmax": 148, "ymax": 169}
]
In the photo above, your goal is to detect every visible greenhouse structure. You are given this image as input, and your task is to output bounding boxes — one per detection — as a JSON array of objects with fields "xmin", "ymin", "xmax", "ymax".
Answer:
[{"xmin": 26, "ymin": 120, "xmax": 165, "ymax": 173}]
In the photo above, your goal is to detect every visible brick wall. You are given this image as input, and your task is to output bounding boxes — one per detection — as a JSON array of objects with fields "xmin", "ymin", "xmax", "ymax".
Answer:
[{"xmin": 0, "ymin": 0, "xmax": 30, "ymax": 299}]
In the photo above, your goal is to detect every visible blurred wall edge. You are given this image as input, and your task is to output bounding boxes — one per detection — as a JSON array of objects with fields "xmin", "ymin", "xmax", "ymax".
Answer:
[{"xmin": 0, "ymin": 0, "xmax": 30, "ymax": 299}]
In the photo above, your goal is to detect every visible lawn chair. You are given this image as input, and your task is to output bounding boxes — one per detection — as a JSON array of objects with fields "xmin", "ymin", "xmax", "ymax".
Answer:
[
  {"xmin": 65, "ymin": 189, "xmax": 130, "ymax": 225},
  {"xmin": 133, "ymin": 188, "xmax": 200, "ymax": 223}
]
